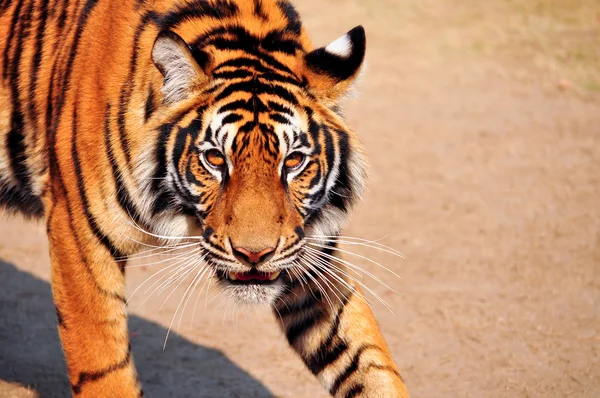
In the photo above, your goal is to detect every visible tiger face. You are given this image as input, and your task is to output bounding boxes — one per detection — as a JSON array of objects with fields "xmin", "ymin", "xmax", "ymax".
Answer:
[{"xmin": 147, "ymin": 24, "xmax": 367, "ymax": 304}]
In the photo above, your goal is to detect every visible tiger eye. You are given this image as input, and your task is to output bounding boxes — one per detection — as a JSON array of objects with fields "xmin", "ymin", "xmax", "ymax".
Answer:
[
  {"xmin": 284, "ymin": 152, "xmax": 305, "ymax": 170},
  {"xmin": 204, "ymin": 149, "xmax": 225, "ymax": 168}
]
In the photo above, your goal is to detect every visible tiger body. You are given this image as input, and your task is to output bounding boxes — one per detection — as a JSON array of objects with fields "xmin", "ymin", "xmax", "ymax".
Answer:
[{"xmin": 0, "ymin": 0, "xmax": 409, "ymax": 396}]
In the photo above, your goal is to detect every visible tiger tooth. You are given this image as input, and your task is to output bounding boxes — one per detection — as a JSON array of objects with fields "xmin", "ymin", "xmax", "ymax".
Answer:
[
  {"xmin": 269, "ymin": 271, "xmax": 281, "ymax": 281},
  {"xmin": 228, "ymin": 272, "xmax": 238, "ymax": 281}
]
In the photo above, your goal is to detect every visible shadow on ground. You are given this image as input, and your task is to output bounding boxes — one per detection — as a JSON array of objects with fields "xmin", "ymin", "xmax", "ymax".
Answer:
[{"xmin": 0, "ymin": 260, "xmax": 274, "ymax": 398}]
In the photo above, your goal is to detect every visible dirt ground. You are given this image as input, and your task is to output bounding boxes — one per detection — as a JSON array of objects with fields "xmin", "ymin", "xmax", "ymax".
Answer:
[{"xmin": 1, "ymin": 0, "xmax": 599, "ymax": 397}]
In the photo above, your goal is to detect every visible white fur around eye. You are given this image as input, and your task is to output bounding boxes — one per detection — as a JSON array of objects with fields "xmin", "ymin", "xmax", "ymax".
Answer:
[{"xmin": 325, "ymin": 33, "xmax": 352, "ymax": 58}]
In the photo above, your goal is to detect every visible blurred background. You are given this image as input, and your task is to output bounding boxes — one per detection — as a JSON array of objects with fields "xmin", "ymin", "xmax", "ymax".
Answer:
[{"xmin": 1, "ymin": 0, "xmax": 599, "ymax": 396}]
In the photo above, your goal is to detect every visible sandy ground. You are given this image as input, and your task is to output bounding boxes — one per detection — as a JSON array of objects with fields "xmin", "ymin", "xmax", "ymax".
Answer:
[{"xmin": 1, "ymin": 0, "xmax": 600, "ymax": 397}]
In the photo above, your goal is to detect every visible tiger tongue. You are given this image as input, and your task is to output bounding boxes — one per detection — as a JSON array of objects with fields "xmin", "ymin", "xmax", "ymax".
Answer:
[{"xmin": 235, "ymin": 271, "xmax": 271, "ymax": 281}]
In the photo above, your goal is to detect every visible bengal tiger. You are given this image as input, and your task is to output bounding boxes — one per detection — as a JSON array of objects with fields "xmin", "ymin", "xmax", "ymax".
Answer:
[{"xmin": 0, "ymin": 0, "xmax": 409, "ymax": 396}]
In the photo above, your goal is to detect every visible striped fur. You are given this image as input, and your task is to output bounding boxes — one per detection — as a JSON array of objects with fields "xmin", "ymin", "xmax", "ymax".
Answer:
[{"xmin": 0, "ymin": 0, "xmax": 409, "ymax": 396}]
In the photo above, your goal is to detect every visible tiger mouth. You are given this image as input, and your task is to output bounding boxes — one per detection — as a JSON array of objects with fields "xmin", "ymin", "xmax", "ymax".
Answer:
[{"xmin": 220, "ymin": 269, "xmax": 282, "ymax": 285}]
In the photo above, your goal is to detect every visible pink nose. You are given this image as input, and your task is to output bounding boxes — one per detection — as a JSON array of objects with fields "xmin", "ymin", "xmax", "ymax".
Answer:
[{"xmin": 232, "ymin": 247, "xmax": 275, "ymax": 265}]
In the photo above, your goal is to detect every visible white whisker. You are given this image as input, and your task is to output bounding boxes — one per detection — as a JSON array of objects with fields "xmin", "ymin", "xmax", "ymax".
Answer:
[
  {"xmin": 119, "ymin": 242, "xmax": 198, "ymax": 264},
  {"xmin": 307, "ymin": 234, "xmax": 406, "ymax": 259},
  {"xmin": 126, "ymin": 247, "xmax": 201, "ymax": 308},
  {"xmin": 177, "ymin": 260, "xmax": 211, "ymax": 331},
  {"xmin": 162, "ymin": 256, "xmax": 207, "ymax": 349},
  {"xmin": 299, "ymin": 252, "xmax": 376, "ymax": 311},
  {"xmin": 305, "ymin": 244, "xmax": 402, "ymax": 289},
  {"xmin": 302, "ymin": 250, "xmax": 394, "ymax": 313}
]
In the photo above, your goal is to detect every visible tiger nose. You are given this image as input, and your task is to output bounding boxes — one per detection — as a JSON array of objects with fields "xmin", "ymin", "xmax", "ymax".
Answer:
[{"xmin": 232, "ymin": 247, "xmax": 275, "ymax": 266}]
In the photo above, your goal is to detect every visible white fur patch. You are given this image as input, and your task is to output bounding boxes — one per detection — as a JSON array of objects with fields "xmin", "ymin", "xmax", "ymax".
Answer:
[
  {"xmin": 152, "ymin": 36, "xmax": 198, "ymax": 104},
  {"xmin": 325, "ymin": 33, "xmax": 352, "ymax": 58}
]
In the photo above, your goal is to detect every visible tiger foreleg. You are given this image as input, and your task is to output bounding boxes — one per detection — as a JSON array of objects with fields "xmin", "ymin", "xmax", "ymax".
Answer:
[
  {"xmin": 274, "ymin": 275, "xmax": 409, "ymax": 397},
  {"xmin": 46, "ymin": 196, "xmax": 142, "ymax": 397}
]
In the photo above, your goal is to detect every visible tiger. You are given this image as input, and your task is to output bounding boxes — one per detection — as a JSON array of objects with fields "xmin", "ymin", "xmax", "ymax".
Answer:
[{"xmin": 0, "ymin": 0, "xmax": 410, "ymax": 396}]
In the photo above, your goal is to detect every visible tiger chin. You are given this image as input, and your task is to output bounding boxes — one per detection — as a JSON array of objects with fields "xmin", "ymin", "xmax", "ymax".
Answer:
[{"xmin": 0, "ymin": 0, "xmax": 410, "ymax": 397}]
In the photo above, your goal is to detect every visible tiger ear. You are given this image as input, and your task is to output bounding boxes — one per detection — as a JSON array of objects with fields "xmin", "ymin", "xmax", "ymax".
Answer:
[
  {"xmin": 303, "ymin": 26, "xmax": 366, "ymax": 105},
  {"xmin": 152, "ymin": 30, "xmax": 211, "ymax": 104}
]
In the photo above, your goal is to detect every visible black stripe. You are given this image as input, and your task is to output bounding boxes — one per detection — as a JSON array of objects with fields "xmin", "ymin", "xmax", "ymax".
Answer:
[
  {"xmin": 206, "ymin": 245, "xmax": 232, "ymax": 260},
  {"xmin": 306, "ymin": 112, "xmax": 322, "ymax": 154},
  {"xmin": 150, "ymin": 110, "xmax": 184, "ymax": 215},
  {"xmin": 104, "ymin": 104, "xmax": 147, "ymax": 228},
  {"xmin": 277, "ymin": 289, "xmax": 322, "ymax": 317},
  {"xmin": 0, "ymin": 180, "xmax": 44, "ymax": 217},
  {"xmin": 260, "ymin": 122, "xmax": 279, "ymax": 156},
  {"xmin": 344, "ymin": 384, "xmax": 364, "ymax": 398},
  {"xmin": 189, "ymin": 25, "xmax": 228, "ymax": 49},
  {"xmin": 205, "ymin": 29, "xmax": 299, "ymax": 76},
  {"xmin": 270, "ymin": 244, "xmax": 299, "ymax": 263},
  {"xmin": 144, "ymin": 85, "xmax": 156, "ymax": 121},
  {"xmin": 213, "ymin": 69, "xmax": 254, "ymax": 80},
  {"xmin": 276, "ymin": 0, "xmax": 302, "ymax": 35},
  {"xmin": 171, "ymin": 129, "xmax": 204, "ymax": 211},
  {"xmin": 7, "ymin": 0, "xmax": 34, "ymax": 194},
  {"xmin": 71, "ymin": 344, "xmax": 132, "ymax": 394},
  {"xmin": 310, "ymin": 340, "xmax": 348, "ymax": 376},
  {"xmin": 0, "ymin": 0, "xmax": 14, "ymax": 12},
  {"xmin": 6, "ymin": 127, "xmax": 29, "ymax": 187},
  {"xmin": 206, "ymin": 27, "xmax": 301, "ymax": 56},
  {"xmin": 305, "ymin": 289, "xmax": 353, "ymax": 374},
  {"xmin": 253, "ymin": 0, "xmax": 268, "ymax": 20},
  {"xmin": 117, "ymin": 87, "xmax": 132, "ymax": 165},
  {"xmin": 56, "ymin": 0, "xmax": 69, "ymax": 38},
  {"xmin": 172, "ymin": 127, "xmax": 189, "ymax": 175},
  {"xmin": 72, "ymin": 105, "xmax": 125, "ymax": 260},
  {"xmin": 220, "ymin": 112, "xmax": 244, "ymax": 126},
  {"xmin": 47, "ymin": 0, "xmax": 100, "ymax": 186},
  {"xmin": 260, "ymin": 71, "xmax": 303, "ymax": 87},
  {"xmin": 212, "ymin": 57, "xmax": 276, "ymax": 76},
  {"xmin": 267, "ymin": 100, "xmax": 293, "ymax": 116},
  {"xmin": 218, "ymin": 99, "xmax": 254, "ymax": 114},
  {"xmin": 321, "ymin": 241, "xmax": 338, "ymax": 258},
  {"xmin": 152, "ymin": 191, "xmax": 175, "ymax": 214},
  {"xmin": 269, "ymin": 113, "xmax": 289, "ymax": 124},
  {"xmin": 329, "ymin": 129, "xmax": 352, "ymax": 213},
  {"xmin": 364, "ymin": 364, "xmax": 401, "ymax": 378},
  {"xmin": 285, "ymin": 308, "xmax": 326, "ymax": 346},
  {"xmin": 279, "ymin": 236, "xmax": 301, "ymax": 253},
  {"xmin": 116, "ymin": 11, "xmax": 161, "ymax": 171},
  {"xmin": 306, "ymin": 160, "xmax": 321, "ymax": 191},
  {"xmin": 153, "ymin": 121, "xmax": 175, "ymax": 186},
  {"xmin": 330, "ymin": 343, "xmax": 384, "ymax": 396},
  {"xmin": 47, "ymin": 189, "xmax": 126, "ymax": 303},
  {"xmin": 185, "ymin": 156, "xmax": 206, "ymax": 188},
  {"xmin": 1, "ymin": 0, "xmax": 24, "ymax": 79},
  {"xmin": 262, "ymin": 29, "xmax": 302, "ymax": 55},
  {"xmin": 55, "ymin": 305, "xmax": 65, "ymax": 328},
  {"xmin": 158, "ymin": 0, "xmax": 239, "ymax": 28},
  {"xmin": 215, "ymin": 79, "xmax": 299, "ymax": 106},
  {"xmin": 330, "ymin": 348, "xmax": 363, "ymax": 395},
  {"xmin": 27, "ymin": 0, "xmax": 48, "ymax": 140},
  {"xmin": 307, "ymin": 124, "xmax": 336, "ymax": 209},
  {"xmin": 252, "ymin": 49, "xmax": 298, "ymax": 77},
  {"xmin": 323, "ymin": 125, "xmax": 335, "ymax": 180}
]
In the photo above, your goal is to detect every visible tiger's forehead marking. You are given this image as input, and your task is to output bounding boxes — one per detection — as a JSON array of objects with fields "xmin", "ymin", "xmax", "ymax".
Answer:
[{"xmin": 205, "ymin": 94, "xmax": 306, "ymax": 162}]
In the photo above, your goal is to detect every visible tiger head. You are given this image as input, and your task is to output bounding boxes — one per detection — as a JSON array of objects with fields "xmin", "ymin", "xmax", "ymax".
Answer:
[{"xmin": 146, "ymin": 16, "xmax": 367, "ymax": 304}]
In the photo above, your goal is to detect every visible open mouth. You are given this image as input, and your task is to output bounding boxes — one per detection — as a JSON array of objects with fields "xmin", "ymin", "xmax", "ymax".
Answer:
[{"xmin": 224, "ymin": 270, "xmax": 281, "ymax": 284}]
